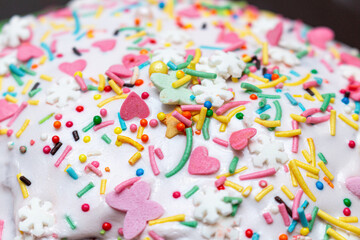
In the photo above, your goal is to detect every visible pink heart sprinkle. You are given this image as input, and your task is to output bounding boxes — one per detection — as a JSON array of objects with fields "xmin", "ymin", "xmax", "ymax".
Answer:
[
  {"xmin": 122, "ymin": 54, "xmax": 149, "ymax": 69},
  {"xmin": 0, "ymin": 99, "xmax": 19, "ymax": 122},
  {"xmin": 266, "ymin": 22, "xmax": 283, "ymax": 46},
  {"xmin": 346, "ymin": 176, "xmax": 360, "ymax": 198},
  {"xmin": 59, "ymin": 59, "xmax": 87, "ymax": 76},
  {"xmin": 341, "ymin": 52, "xmax": 360, "ymax": 68},
  {"xmin": 307, "ymin": 27, "xmax": 334, "ymax": 49},
  {"xmin": 108, "ymin": 64, "xmax": 133, "ymax": 78},
  {"xmin": 177, "ymin": 6, "xmax": 200, "ymax": 18},
  {"xmin": 229, "ymin": 128, "xmax": 257, "ymax": 150},
  {"xmin": 17, "ymin": 43, "xmax": 44, "ymax": 62},
  {"xmin": 188, "ymin": 146, "xmax": 220, "ymax": 175},
  {"xmin": 92, "ymin": 39, "xmax": 117, "ymax": 52},
  {"xmin": 120, "ymin": 92, "xmax": 150, "ymax": 121}
]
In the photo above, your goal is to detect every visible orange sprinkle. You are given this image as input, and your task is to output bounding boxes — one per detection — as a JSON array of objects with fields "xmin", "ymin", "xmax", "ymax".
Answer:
[
  {"xmin": 135, "ymin": 79, "xmax": 144, "ymax": 86},
  {"xmin": 242, "ymin": 54, "xmax": 248, "ymax": 58},
  {"xmin": 250, "ymin": 94, "xmax": 258, "ymax": 100},
  {"xmin": 241, "ymin": 45, "xmax": 247, "ymax": 50},
  {"xmin": 53, "ymin": 121, "xmax": 61, "ymax": 129},
  {"xmin": 195, "ymin": 130, "xmax": 201, "ymax": 135},
  {"xmin": 323, "ymin": 176, "xmax": 334, "ymax": 188},
  {"xmin": 89, "ymin": 77, "xmax": 99, "ymax": 85},
  {"xmin": 140, "ymin": 49, "xmax": 148, "ymax": 55},
  {"xmin": 105, "ymin": 167, "xmax": 110, "ymax": 172},
  {"xmin": 134, "ymin": 18, "xmax": 141, "ymax": 26},
  {"xmin": 31, "ymin": 64, "xmax": 38, "ymax": 69}
]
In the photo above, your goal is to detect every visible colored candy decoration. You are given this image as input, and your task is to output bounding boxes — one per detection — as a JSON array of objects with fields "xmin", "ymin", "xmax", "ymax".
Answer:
[
  {"xmin": 0, "ymin": 99, "xmax": 18, "ymax": 122},
  {"xmin": 192, "ymin": 80, "xmax": 234, "ymax": 107},
  {"xmin": 229, "ymin": 128, "xmax": 257, "ymax": 150},
  {"xmin": 188, "ymin": 146, "xmax": 220, "ymax": 175},
  {"xmin": 345, "ymin": 176, "xmax": 360, "ymax": 198},
  {"xmin": 58, "ymin": 59, "xmax": 87, "ymax": 76},
  {"xmin": 266, "ymin": 22, "xmax": 283, "ymax": 46},
  {"xmin": 307, "ymin": 27, "xmax": 334, "ymax": 49},
  {"xmin": 17, "ymin": 43, "xmax": 44, "ymax": 62},
  {"xmin": 92, "ymin": 39, "xmax": 116, "ymax": 52},
  {"xmin": 120, "ymin": 92, "xmax": 150, "ymax": 120}
]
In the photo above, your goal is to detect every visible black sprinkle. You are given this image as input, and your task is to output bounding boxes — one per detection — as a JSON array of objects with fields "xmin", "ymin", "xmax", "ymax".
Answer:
[
  {"xmin": 305, "ymin": 88, "xmax": 315, "ymax": 96},
  {"xmin": 51, "ymin": 142, "xmax": 63, "ymax": 155},
  {"xmin": 201, "ymin": 23, "xmax": 207, "ymax": 29},
  {"xmin": 123, "ymin": 83, "xmax": 135, "ymax": 88},
  {"xmin": 114, "ymin": 29, "xmax": 120, "ymax": 36},
  {"xmin": 30, "ymin": 82, "xmax": 40, "ymax": 91},
  {"xmin": 275, "ymin": 196, "xmax": 293, "ymax": 217},
  {"xmin": 72, "ymin": 130, "xmax": 79, "ymax": 141},
  {"xmin": 345, "ymin": 91, "xmax": 350, "ymax": 98},
  {"xmin": 107, "ymin": 77, "xmax": 111, "ymax": 81},
  {"xmin": 255, "ymin": 59, "xmax": 261, "ymax": 70},
  {"xmin": 262, "ymin": 68, "xmax": 267, "ymax": 75},
  {"xmin": 20, "ymin": 176, "xmax": 31, "ymax": 186},
  {"xmin": 72, "ymin": 47, "xmax": 81, "ymax": 56},
  {"xmin": 251, "ymin": 55, "xmax": 258, "ymax": 62}
]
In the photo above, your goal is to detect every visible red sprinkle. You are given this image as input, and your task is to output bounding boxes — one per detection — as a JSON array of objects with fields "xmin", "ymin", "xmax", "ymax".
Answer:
[
  {"xmin": 343, "ymin": 207, "xmax": 351, "ymax": 216},
  {"xmin": 66, "ymin": 121, "xmax": 73, "ymax": 128},
  {"xmin": 81, "ymin": 203, "xmax": 90, "ymax": 212},
  {"xmin": 52, "ymin": 135, "xmax": 60, "ymax": 144},
  {"xmin": 43, "ymin": 146, "xmax": 51, "ymax": 154},
  {"xmin": 250, "ymin": 94, "xmax": 258, "ymax": 100},
  {"xmin": 245, "ymin": 229, "xmax": 253, "ymax": 238},
  {"xmin": 76, "ymin": 106, "xmax": 84, "ymax": 112},
  {"xmin": 102, "ymin": 222, "xmax": 112, "ymax": 231},
  {"xmin": 348, "ymin": 140, "xmax": 356, "ymax": 148},
  {"xmin": 172, "ymin": 191, "xmax": 181, "ymax": 198},
  {"xmin": 141, "ymin": 92, "xmax": 149, "ymax": 99},
  {"xmin": 140, "ymin": 119, "xmax": 148, "ymax": 127},
  {"xmin": 217, "ymin": 185, "xmax": 225, "ymax": 190},
  {"xmin": 104, "ymin": 85, "xmax": 112, "ymax": 92}
]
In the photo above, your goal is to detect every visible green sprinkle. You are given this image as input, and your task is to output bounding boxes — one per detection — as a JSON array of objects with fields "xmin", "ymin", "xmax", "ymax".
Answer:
[
  {"xmin": 82, "ymin": 121, "xmax": 95, "ymax": 132},
  {"xmin": 38, "ymin": 112, "xmax": 55, "ymax": 124},
  {"xmin": 11, "ymin": 72, "xmax": 24, "ymax": 86},
  {"xmin": 176, "ymin": 55, "xmax": 194, "ymax": 69},
  {"xmin": 308, "ymin": 206, "xmax": 319, "ymax": 231},
  {"xmin": 184, "ymin": 185, "xmax": 199, "ymax": 199},
  {"xmin": 201, "ymin": 2, "xmax": 231, "ymax": 10},
  {"xmin": 180, "ymin": 221, "xmax": 198, "ymax": 228},
  {"xmin": 235, "ymin": 112, "xmax": 244, "ymax": 119},
  {"xmin": 231, "ymin": 203, "xmax": 240, "ymax": 216},
  {"xmin": 240, "ymin": 82, "xmax": 262, "ymax": 93},
  {"xmin": 229, "ymin": 156, "xmax": 239, "ymax": 174},
  {"xmin": 259, "ymin": 98, "xmax": 267, "ymax": 108},
  {"xmin": 100, "ymin": 229, "xmax": 106, "ymax": 235},
  {"xmin": 77, "ymin": 182, "xmax": 94, "ymax": 198},
  {"xmin": 206, "ymin": 109, "xmax": 213, "ymax": 117},
  {"xmin": 223, "ymin": 196, "xmax": 243, "ymax": 204},
  {"xmin": 257, "ymin": 93, "xmax": 281, "ymax": 99},
  {"xmin": 101, "ymin": 134, "xmax": 112, "ymax": 144},
  {"xmin": 323, "ymin": 224, "xmax": 331, "ymax": 240},
  {"xmin": 202, "ymin": 117, "xmax": 210, "ymax": 141},
  {"xmin": 65, "ymin": 215, "xmax": 76, "ymax": 230},
  {"xmin": 254, "ymin": 48, "xmax": 262, "ymax": 55},
  {"xmin": 343, "ymin": 198, "xmax": 351, "ymax": 207},
  {"xmin": 19, "ymin": 65, "xmax": 36, "ymax": 76},
  {"xmin": 273, "ymin": 69, "xmax": 280, "ymax": 75},
  {"xmin": 86, "ymin": 85, "xmax": 97, "ymax": 91},
  {"xmin": 127, "ymin": 46, "xmax": 150, "ymax": 51},
  {"xmin": 133, "ymin": 37, "xmax": 143, "ymax": 44},
  {"xmin": 268, "ymin": 100, "xmax": 282, "ymax": 131},
  {"xmin": 28, "ymin": 88, "xmax": 42, "ymax": 98},
  {"xmin": 296, "ymin": 50, "xmax": 308, "ymax": 59},
  {"xmin": 183, "ymin": 68, "xmax": 217, "ymax": 79},
  {"xmin": 317, "ymin": 152, "xmax": 328, "ymax": 164},
  {"xmin": 320, "ymin": 94, "xmax": 332, "ymax": 112},
  {"xmin": 311, "ymin": 69, "xmax": 318, "ymax": 74},
  {"xmin": 119, "ymin": 27, "xmax": 144, "ymax": 32},
  {"xmin": 245, "ymin": 62, "xmax": 255, "ymax": 68},
  {"xmin": 260, "ymin": 113, "xmax": 270, "ymax": 120},
  {"xmin": 243, "ymin": 68, "xmax": 250, "ymax": 75}
]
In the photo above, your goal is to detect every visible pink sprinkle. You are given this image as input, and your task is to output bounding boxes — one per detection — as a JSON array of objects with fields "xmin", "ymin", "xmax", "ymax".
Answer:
[
  {"xmin": 303, "ymin": 81, "xmax": 319, "ymax": 89},
  {"xmin": 180, "ymin": 105, "xmax": 203, "ymax": 111},
  {"xmin": 291, "ymin": 120, "xmax": 299, "ymax": 153},
  {"xmin": 249, "ymin": 66, "xmax": 257, "ymax": 73},
  {"xmin": 0, "ymin": 220, "xmax": 4, "ymax": 240},
  {"xmin": 6, "ymin": 129, "xmax": 13, "ymax": 137},
  {"xmin": 301, "ymin": 108, "xmax": 321, "ymax": 117},
  {"xmin": 215, "ymin": 101, "xmax": 249, "ymax": 115},
  {"xmin": 50, "ymin": 39, "xmax": 57, "ymax": 53},
  {"xmin": 52, "ymin": 30, "xmax": 70, "ymax": 38},
  {"xmin": 292, "ymin": 189, "xmax": 303, "ymax": 220},
  {"xmin": 93, "ymin": 120, "xmax": 115, "ymax": 131},
  {"xmin": 105, "ymin": 70, "xmax": 124, "ymax": 87},
  {"xmin": 148, "ymin": 230, "xmax": 165, "ymax": 240},
  {"xmin": 283, "ymin": 164, "xmax": 289, "ymax": 173},
  {"xmin": 91, "ymin": 161, "xmax": 99, "ymax": 168},
  {"xmin": 239, "ymin": 75, "xmax": 248, "ymax": 81},
  {"xmin": 118, "ymin": 228, "xmax": 124, "ymax": 236},
  {"xmin": 306, "ymin": 213, "xmax": 312, "ymax": 221},
  {"xmin": 30, "ymin": 140, "xmax": 35, "ymax": 146},
  {"xmin": 154, "ymin": 148, "xmax": 164, "ymax": 160},
  {"xmin": 114, "ymin": 177, "xmax": 141, "ymax": 193},
  {"xmin": 239, "ymin": 168, "xmax": 276, "ymax": 180},
  {"xmin": 279, "ymin": 203, "xmax": 290, "ymax": 226},
  {"xmin": 321, "ymin": 59, "xmax": 334, "ymax": 73},
  {"xmin": 306, "ymin": 115, "xmax": 330, "ymax": 124},
  {"xmin": 172, "ymin": 111, "xmax": 192, "ymax": 127},
  {"xmin": 130, "ymin": 124, "xmax": 137, "ymax": 132},
  {"xmin": 54, "ymin": 145, "xmax": 72, "ymax": 167},
  {"xmin": 7, "ymin": 101, "xmax": 28, "ymax": 127},
  {"xmin": 259, "ymin": 180, "xmax": 268, "ymax": 188},
  {"xmin": 55, "ymin": 114, "xmax": 62, "ymax": 120},
  {"xmin": 263, "ymin": 212, "xmax": 273, "ymax": 224},
  {"xmin": 123, "ymin": 88, "xmax": 130, "ymax": 93},
  {"xmin": 149, "ymin": 145, "xmax": 160, "ymax": 176},
  {"xmin": 149, "ymin": 119, "xmax": 158, "ymax": 128},
  {"xmin": 212, "ymin": 137, "xmax": 229, "ymax": 147},
  {"xmin": 100, "ymin": 108, "xmax": 107, "ymax": 117},
  {"xmin": 215, "ymin": 176, "xmax": 226, "ymax": 188},
  {"xmin": 43, "ymin": 145, "xmax": 51, "ymax": 154},
  {"xmin": 138, "ymin": 38, "xmax": 151, "ymax": 47},
  {"xmin": 223, "ymin": 40, "xmax": 245, "ymax": 52},
  {"xmin": 85, "ymin": 163, "xmax": 102, "ymax": 177},
  {"xmin": 74, "ymin": 75, "xmax": 87, "ymax": 91}
]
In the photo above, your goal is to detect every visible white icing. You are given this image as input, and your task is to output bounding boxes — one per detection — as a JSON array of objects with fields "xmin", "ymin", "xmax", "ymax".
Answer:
[
  {"xmin": 0, "ymin": 51, "xmax": 17, "ymax": 75},
  {"xmin": 46, "ymin": 76, "xmax": 81, "ymax": 108}
]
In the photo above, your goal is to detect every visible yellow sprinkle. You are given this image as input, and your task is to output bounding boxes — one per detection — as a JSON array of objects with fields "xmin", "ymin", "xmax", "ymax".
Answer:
[
  {"xmin": 137, "ymin": 126, "xmax": 144, "ymax": 139},
  {"xmin": 0, "ymin": 129, "xmax": 8, "ymax": 135},
  {"xmin": 117, "ymin": 135, "xmax": 144, "ymax": 151},
  {"xmin": 17, "ymin": 173, "xmax": 29, "ymax": 199},
  {"xmin": 293, "ymin": 94, "xmax": 302, "ymax": 98},
  {"xmin": 306, "ymin": 172, "xmax": 319, "ymax": 180},
  {"xmin": 27, "ymin": 100, "xmax": 39, "ymax": 105},
  {"xmin": 64, "ymin": 164, "xmax": 71, "ymax": 172},
  {"xmin": 5, "ymin": 94, "xmax": 18, "ymax": 103},
  {"xmin": 289, "ymin": 160, "xmax": 316, "ymax": 202},
  {"xmin": 275, "ymin": 129, "xmax": 301, "ymax": 137},
  {"xmin": 40, "ymin": 74, "xmax": 53, "ymax": 81},
  {"xmin": 39, "ymin": 55, "xmax": 47, "ymax": 65},
  {"xmin": 352, "ymin": 114, "xmax": 359, "ymax": 121},
  {"xmin": 219, "ymin": 123, "xmax": 226, "ymax": 132},
  {"xmin": 128, "ymin": 152, "xmax": 142, "ymax": 166},
  {"xmin": 172, "ymin": 75, "xmax": 192, "ymax": 88},
  {"xmin": 108, "ymin": 80, "xmax": 123, "ymax": 95},
  {"xmin": 224, "ymin": 180, "xmax": 244, "ymax": 193},
  {"xmin": 143, "ymin": 237, "xmax": 151, "ymax": 240},
  {"xmin": 301, "ymin": 150, "xmax": 312, "ymax": 163},
  {"xmin": 255, "ymin": 185, "xmax": 274, "ymax": 202},
  {"xmin": 318, "ymin": 161, "xmax": 334, "ymax": 181},
  {"xmin": 192, "ymin": 114, "xmax": 199, "ymax": 122},
  {"xmin": 294, "ymin": 159, "xmax": 319, "ymax": 175},
  {"xmin": 185, "ymin": 41, "xmax": 194, "ymax": 49},
  {"xmin": 248, "ymin": 30, "xmax": 263, "ymax": 45},
  {"xmin": 93, "ymin": 94, "xmax": 101, "ymax": 100},
  {"xmin": 254, "ymin": 118, "xmax": 281, "ymax": 127},
  {"xmin": 115, "ymin": 140, "xmax": 122, "ymax": 147},
  {"xmin": 156, "ymin": 19, "xmax": 162, "ymax": 32},
  {"xmin": 290, "ymin": 169, "xmax": 298, "ymax": 187},
  {"xmin": 163, "ymin": 0, "xmax": 174, "ymax": 18},
  {"xmin": 309, "ymin": 87, "xmax": 324, "ymax": 101},
  {"xmin": 338, "ymin": 113, "xmax": 359, "ymax": 130},
  {"xmin": 148, "ymin": 214, "xmax": 185, "ymax": 226},
  {"xmin": 97, "ymin": 95, "xmax": 127, "ymax": 108},
  {"xmin": 284, "ymin": 73, "xmax": 311, "ymax": 87},
  {"xmin": 329, "ymin": 47, "xmax": 340, "ymax": 59},
  {"xmin": 339, "ymin": 217, "xmax": 358, "ymax": 223},
  {"xmin": 248, "ymin": 73, "xmax": 269, "ymax": 83},
  {"xmin": 16, "ymin": 119, "xmax": 30, "ymax": 138},
  {"xmin": 216, "ymin": 166, "xmax": 248, "ymax": 179},
  {"xmin": 262, "ymin": 42, "xmax": 269, "ymax": 65},
  {"xmin": 212, "ymin": 113, "xmax": 230, "ymax": 124},
  {"xmin": 330, "ymin": 110, "xmax": 336, "ymax": 136},
  {"xmin": 290, "ymin": 114, "xmax": 307, "ymax": 123},
  {"xmin": 326, "ymin": 228, "xmax": 347, "ymax": 240},
  {"xmin": 40, "ymin": 30, "xmax": 51, "ymax": 42},
  {"xmin": 8, "ymin": 85, "xmax": 15, "ymax": 92},
  {"xmin": 224, "ymin": 21, "xmax": 235, "ymax": 32},
  {"xmin": 98, "ymin": 74, "xmax": 105, "ymax": 92},
  {"xmin": 125, "ymin": 30, "xmax": 146, "ymax": 40},
  {"xmin": 196, "ymin": 107, "xmax": 207, "ymax": 131},
  {"xmin": 303, "ymin": 93, "xmax": 315, "ymax": 101},
  {"xmin": 83, "ymin": 136, "xmax": 91, "ymax": 143},
  {"xmin": 114, "ymin": 127, "xmax": 122, "ymax": 134},
  {"xmin": 242, "ymin": 55, "xmax": 252, "ymax": 63},
  {"xmin": 242, "ymin": 186, "xmax": 252, "ymax": 198},
  {"xmin": 227, "ymin": 106, "xmax": 246, "ymax": 119},
  {"xmin": 281, "ymin": 185, "xmax": 295, "ymax": 200},
  {"xmin": 100, "ymin": 179, "xmax": 107, "ymax": 195},
  {"xmin": 256, "ymin": 76, "xmax": 287, "ymax": 89},
  {"xmin": 21, "ymin": 80, "xmax": 34, "ymax": 95},
  {"xmin": 95, "ymin": 5, "xmax": 104, "ymax": 18},
  {"xmin": 318, "ymin": 209, "xmax": 360, "ymax": 235},
  {"xmin": 0, "ymin": 76, "xmax": 3, "ymax": 91},
  {"xmin": 192, "ymin": 48, "xmax": 201, "ymax": 64}
]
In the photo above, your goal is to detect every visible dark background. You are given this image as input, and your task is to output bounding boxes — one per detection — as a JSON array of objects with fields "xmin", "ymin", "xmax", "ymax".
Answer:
[{"xmin": 0, "ymin": 0, "xmax": 359, "ymax": 48}]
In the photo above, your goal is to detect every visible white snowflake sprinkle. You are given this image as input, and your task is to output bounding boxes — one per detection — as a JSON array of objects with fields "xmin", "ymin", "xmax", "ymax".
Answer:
[
  {"xmin": 151, "ymin": 48, "xmax": 186, "ymax": 65},
  {"xmin": 160, "ymin": 30, "xmax": 191, "ymax": 45},
  {"xmin": 46, "ymin": 76, "xmax": 81, "ymax": 107},
  {"xmin": 208, "ymin": 51, "xmax": 246, "ymax": 79},
  {"xmin": 192, "ymin": 79, "xmax": 233, "ymax": 107},
  {"xmin": 0, "ymin": 51, "xmax": 17, "ymax": 75},
  {"xmin": 1, "ymin": 15, "xmax": 32, "ymax": 48},
  {"xmin": 196, "ymin": 57, "xmax": 227, "ymax": 84},
  {"xmin": 268, "ymin": 47, "xmax": 300, "ymax": 66}
]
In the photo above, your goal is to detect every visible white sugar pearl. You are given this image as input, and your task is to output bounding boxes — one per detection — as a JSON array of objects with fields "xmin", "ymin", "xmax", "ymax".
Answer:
[{"xmin": 40, "ymin": 133, "xmax": 48, "ymax": 141}]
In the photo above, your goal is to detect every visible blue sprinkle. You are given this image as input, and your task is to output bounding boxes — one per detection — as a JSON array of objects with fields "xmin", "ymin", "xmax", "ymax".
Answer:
[
  {"xmin": 284, "ymin": 92, "xmax": 298, "ymax": 106},
  {"xmin": 66, "ymin": 167, "xmax": 78, "ymax": 180},
  {"xmin": 288, "ymin": 219, "xmax": 298, "ymax": 233},
  {"xmin": 3, "ymin": 92, "xmax": 17, "ymax": 97},
  {"xmin": 314, "ymin": 77, "xmax": 323, "ymax": 85},
  {"xmin": 9, "ymin": 64, "xmax": 25, "ymax": 77},
  {"xmin": 252, "ymin": 233, "xmax": 260, "ymax": 240},
  {"xmin": 256, "ymin": 104, "xmax": 271, "ymax": 114},
  {"xmin": 138, "ymin": 60, "xmax": 150, "ymax": 70},
  {"xmin": 298, "ymin": 102, "xmax": 306, "ymax": 111},
  {"xmin": 72, "ymin": 11, "xmax": 81, "ymax": 35},
  {"xmin": 275, "ymin": 89, "xmax": 282, "ymax": 93},
  {"xmin": 355, "ymin": 101, "xmax": 360, "ymax": 114},
  {"xmin": 159, "ymin": 2, "xmax": 165, "ymax": 9},
  {"xmin": 75, "ymin": 31, "xmax": 87, "ymax": 41},
  {"xmin": 204, "ymin": 101, "xmax": 212, "ymax": 109},
  {"xmin": 297, "ymin": 207, "xmax": 309, "ymax": 227},
  {"xmin": 301, "ymin": 200, "xmax": 309, "ymax": 209},
  {"xmin": 264, "ymin": 73, "xmax": 272, "ymax": 80},
  {"xmin": 40, "ymin": 42, "xmax": 54, "ymax": 61},
  {"xmin": 316, "ymin": 181, "xmax": 324, "ymax": 190},
  {"xmin": 232, "ymin": 14, "xmax": 238, "ymax": 19},
  {"xmin": 341, "ymin": 97, "xmax": 349, "ymax": 105},
  {"xmin": 190, "ymin": 95, "xmax": 196, "ymax": 100},
  {"xmin": 167, "ymin": 61, "xmax": 177, "ymax": 70},
  {"xmin": 290, "ymin": 70, "xmax": 300, "ymax": 77},
  {"xmin": 136, "ymin": 168, "xmax": 144, "ymax": 176},
  {"xmin": 117, "ymin": 112, "xmax": 127, "ymax": 131},
  {"xmin": 26, "ymin": 58, "xmax": 33, "ymax": 69},
  {"xmin": 199, "ymin": 45, "xmax": 224, "ymax": 50}
]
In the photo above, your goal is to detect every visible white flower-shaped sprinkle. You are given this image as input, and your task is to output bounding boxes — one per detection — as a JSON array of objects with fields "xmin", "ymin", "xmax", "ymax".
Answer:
[
  {"xmin": 1, "ymin": 15, "xmax": 32, "ymax": 48},
  {"xmin": 196, "ymin": 57, "xmax": 226, "ymax": 84},
  {"xmin": 208, "ymin": 51, "xmax": 245, "ymax": 79},
  {"xmin": 279, "ymin": 36, "xmax": 307, "ymax": 52},
  {"xmin": 339, "ymin": 65, "xmax": 360, "ymax": 80},
  {"xmin": 18, "ymin": 198, "xmax": 55, "ymax": 238},
  {"xmin": 192, "ymin": 79, "xmax": 233, "ymax": 107},
  {"xmin": 201, "ymin": 216, "xmax": 241, "ymax": 240},
  {"xmin": 160, "ymin": 30, "xmax": 191, "ymax": 45},
  {"xmin": 0, "ymin": 51, "xmax": 17, "ymax": 75},
  {"xmin": 269, "ymin": 47, "xmax": 300, "ymax": 66},
  {"xmin": 46, "ymin": 76, "xmax": 81, "ymax": 107},
  {"xmin": 151, "ymin": 48, "xmax": 186, "ymax": 65}
]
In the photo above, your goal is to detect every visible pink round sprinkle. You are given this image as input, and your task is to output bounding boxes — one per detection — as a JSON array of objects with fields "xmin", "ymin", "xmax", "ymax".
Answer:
[
  {"xmin": 123, "ymin": 88, "xmax": 130, "ymax": 94},
  {"xmin": 141, "ymin": 92, "xmax": 149, "ymax": 99},
  {"xmin": 118, "ymin": 228, "xmax": 124, "ymax": 236},
  {"xmin": 66, "ymin": 121, "xmax": 73, "ymax": 128},
  {"xmin": 149, "ymin": 119, "xmax": 158, "ymax": 128},
  {"xmin": 30, "ymin": 140, "xmax": 35, "ymax": 146},
  {"xmin": 55, "ymin": 114, "xmax": 62, "ymax": 120},
  {"xmin": 43, "ymin": 145, "xmax": 51, "ymax": 154},
  {"xmin": 7, "ymin": 129, "xmax": 13, "ymax": 137},
  {"xmin": 249, "ymin": 66, "xmax": 257, "ymax": 73},
  {"xmin": 100, "ymin": 108, "xmax": 107, "ymax": 117},
  {"xmin": 130, "ymin": 124, "xmax": 137, "ymax": 132},
  {"xmin": 343, "ymin": 207, "xmax": 351, "ymax": 216},
  {"xmin": 91, "ymin": 161, "xmax": 100, "ymax": 168},
  {"xmin": 259, "ymin": 180, "xmax": 268, "ymax": 188},
  {"xmin": 172, "ymin": 191, "xmax": 181, "ymax": 198},
  {"xmin": 81, "ymin": 203, "xmax": 90, "ymax": 212}
]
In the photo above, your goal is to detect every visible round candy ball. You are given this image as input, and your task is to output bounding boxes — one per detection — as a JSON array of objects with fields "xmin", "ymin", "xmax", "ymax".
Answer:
[
  {"xmin": 300, "ymin": 227, "xmax": 309, "ymax": 236},
  {"xmin": 66, "ymin": 121, "xmax": 73, "ymax": 128},
  {"xmin": 19, "ymin": 146, "xmax": 27, "ymax": 154},
  {"xmin": 149, "ymin": 119, "xmax": 158, "ymax": 127},
  {"xmin": 82, "ymin": 203, "xmax": 90, "ymax": 212},
  {"xmin": 149, "ymin": 61, "xmax": 168, "ymax": 76},
  {"xmin": 93, "ymin": 115, "xmax": 102, "ymax": 125},
  {"xmin": 43, "ymin": 146, "xmax": 51, "ymax": 154},
  {"xmin": 130, "ymin": 124, "xmax": 137, "ymax": 133},
  {"xmin": 315, "ymin": 181, "xmax": 324, "ymax": 190},
  {"xmin": 206, "ymin": 109, "xmax": 213, "ymax": 117},
  {"xmin": 100, "ymin": 109, "xmax": 107, "ymax": 117},
  {"xmin": 349, "ymin": 140, "xmax": 356, "ymax": 148},
  {"xmin": 79, "ymin": 154, "xmax": 87, "ymax": 163},
  {"xmin": 157, "ymin": 112, "xmax": 166, "ymax": 121},
  {"xmin": 102, "ymin": 222, "xmax": 112, "ymax": 231},
  {"xmin": 52, "ymin": 135, "xmax": 60, "ymax": 144},
  {"xmin": 136, "ymin": 168, "xmax": 144, "ymax": 176},
  {"xmin": 204, "ymin": 101, "xmax": 212, "ymax": 109},
  {"xmin": 245, "ymin": 229, "xmax": 253, "ymax": 238},
  {"xmin": 172, "ymin": 191, "xmax": 181, "ymax": 198},
  {"xmin": 343, "ymin": 207, "xmax": 351, "ymax": 216},
  {"xmin": 141, "ymin": 92, "xmax": 149, "ymax": 99},
  {"xmin": 343, "ymin": 198, "xmax": 351, "ymax": 207}
]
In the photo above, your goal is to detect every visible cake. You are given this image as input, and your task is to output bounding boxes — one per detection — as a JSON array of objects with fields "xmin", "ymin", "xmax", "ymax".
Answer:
[{"xmin": 1, "ymin": 0, "xmax": 360, "ymax": 239}]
